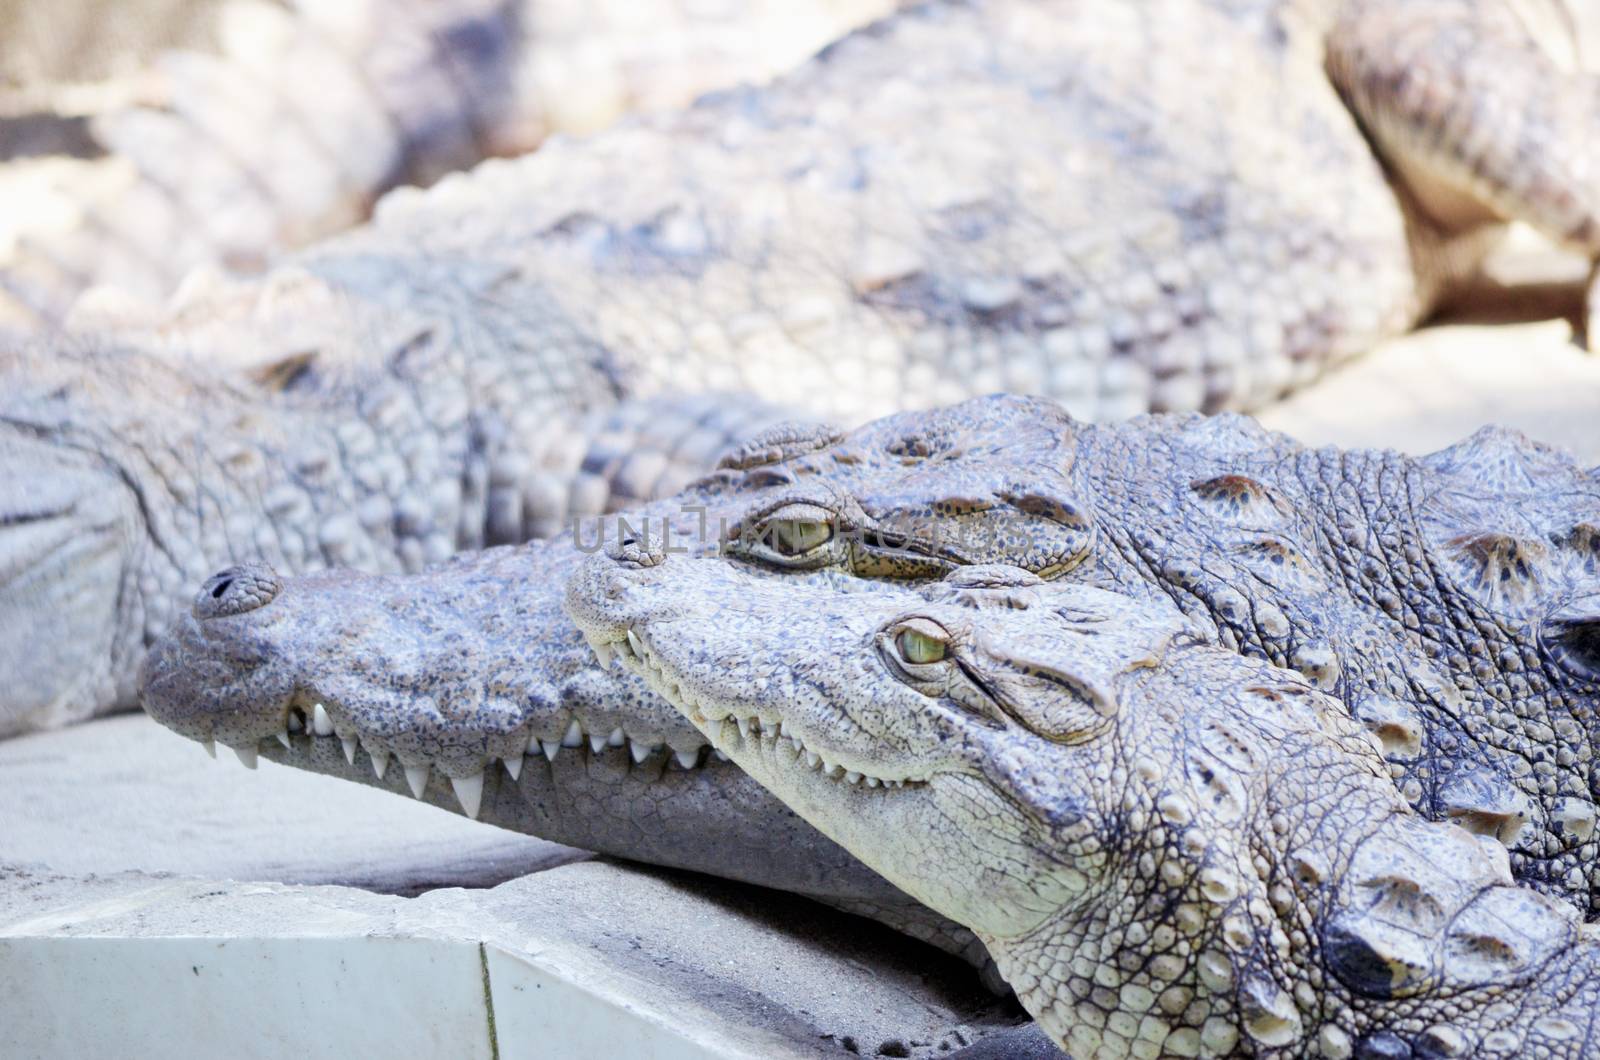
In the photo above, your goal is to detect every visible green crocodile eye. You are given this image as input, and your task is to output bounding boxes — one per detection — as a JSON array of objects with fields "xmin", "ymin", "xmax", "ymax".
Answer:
[
  {"xmin": 896, "ymin": 628, "xmax": 947, "ymax": 664},
  {"xmin": 769, "ymin": 518, "xmax": 833, "ymax": 556}
]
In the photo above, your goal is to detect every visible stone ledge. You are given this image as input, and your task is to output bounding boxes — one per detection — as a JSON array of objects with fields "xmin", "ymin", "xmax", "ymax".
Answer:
[
  {"xmin": 0, "ymin": 717, "xmax": 1058, "ymax": 1057},
  {"xmin": 0, "ymin": 864, "xmax": 1053, "ymax": 1059}
]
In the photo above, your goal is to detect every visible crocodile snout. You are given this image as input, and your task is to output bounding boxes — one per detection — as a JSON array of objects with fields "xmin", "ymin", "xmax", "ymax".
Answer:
[
  {"xmin": 605, "ymin": 530, "xmax": 671, "ymax": 569},
  {"xmin": 565, "ymin": 544, "xmax": 685, "ymax": 656}
]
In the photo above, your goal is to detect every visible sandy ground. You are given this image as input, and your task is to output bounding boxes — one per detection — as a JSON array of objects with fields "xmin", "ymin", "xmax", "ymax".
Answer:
[{"xmin": 1261, "ymin": 319, "xmax": 1599, "ymax": 463}]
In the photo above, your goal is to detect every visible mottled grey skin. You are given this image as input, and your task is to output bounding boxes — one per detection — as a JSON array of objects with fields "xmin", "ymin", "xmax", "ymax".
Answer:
[
  {"xmin": 567, "ymin": 554, "xmax": 1600, "ymax": 1059},
  {"xmin": 18, "ymin": 0, "xmax": 1600, "ymax": 736},
  {"xmin": 1, "ymin": 0, "xmax": 898, "ymax": 327},
  {"xmin": 142, "ymin": 396, "xmax": 1600, "ymax": 933}
]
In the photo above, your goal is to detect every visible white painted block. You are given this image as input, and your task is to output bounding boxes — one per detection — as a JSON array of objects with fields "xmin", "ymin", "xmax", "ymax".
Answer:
[{"xmin": 0, "ymin": 935, "xmax": 493, "ymax": 1060}]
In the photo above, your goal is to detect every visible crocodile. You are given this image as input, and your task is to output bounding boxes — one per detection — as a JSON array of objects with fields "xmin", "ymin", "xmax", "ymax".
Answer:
[
  {"xmin": 0, "ymin": 0, "xmax": 899, "ymax": 327},
  {"xmin": 566, "ymin": 550, "xmax": 1600, "ymax": 1059},
  {"xmin": 138, "ymin": 395, "xmax": 1600, "ymax": 934},
  {"xmin": 16, "ymin": 0, "xmax": 1600, "ymax": 737}
]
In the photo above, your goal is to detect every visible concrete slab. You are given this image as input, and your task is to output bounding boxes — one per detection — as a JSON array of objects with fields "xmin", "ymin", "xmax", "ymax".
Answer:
[
  {"xmin": 0, "ymin": 864, "xmax": 1051, "ymax": 1059},
  {"xmin": 0, "ymin": 713, "xmax": 585, "ymax": 894},
  {"xmin": 0, "ymin": 716, "xmax": 1059, "ymax": 1057}
]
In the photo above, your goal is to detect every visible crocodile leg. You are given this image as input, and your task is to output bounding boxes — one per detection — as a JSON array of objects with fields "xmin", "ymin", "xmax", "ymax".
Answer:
[{"xmin": 1326, "ymin": 0, "xmax": 1600, "ymax": 255}]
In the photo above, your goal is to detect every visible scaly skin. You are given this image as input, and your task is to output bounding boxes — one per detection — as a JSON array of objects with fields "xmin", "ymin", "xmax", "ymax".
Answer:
[
  {"xmin": 714, "ymin": 396, "xmax": 1600, "ymax": 912},
  {"xmin": 1, "ymin": 0, "xmax": 900, "ymax": 327},
  {"xmin": 567, "ymin": 554, "xmax": 1600, "ymax": 1059},
  {"xmin": 19, "ymin": 0, "xmax": 1600, "ymax": 735},
  {"xmin": 141, "ymin": 395, "xmax": 1600, "ymax": 928}
]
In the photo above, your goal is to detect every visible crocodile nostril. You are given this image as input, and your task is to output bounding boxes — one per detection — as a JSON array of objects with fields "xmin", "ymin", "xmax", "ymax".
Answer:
[
  {"xmin": 605, "ymin": 531, "xmax": 669, "ymax": 569},
  {"xmin": 194, "ymin": 562, "xmax": 283, "ymax": 619}
]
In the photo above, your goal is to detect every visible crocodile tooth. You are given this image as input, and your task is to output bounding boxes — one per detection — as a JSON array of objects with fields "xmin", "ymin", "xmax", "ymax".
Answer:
[
  {"xmin": 805, "ymin": 750, "xmax": 821, "ymax": 769},
  {"xmin": 540, "ymin": 740, "xmax": 560, "ymax": 762},
  {"xmin": 865, "ymin": 776, "xmax": 881, "ymax": 788},
  {"xmin": 231, "ymin": 743, "xmax": 259, "ymax": 769},
  {"xmin": 675, "ymin": 748, "xmax": 700, "ymax": 769},
  {"xmin": 275, "ymin": 733, "xmax": 292, "ymax": 751},
  {"xmin": 845, "ymin": 771, "xmax": 862, "ymax": 785},
  {"xmin": 626, "ymin": 629, "xmax": 645, "ymax": 658},
  {"xmin": 286, "ymin": 711, "xmax": 304, "ymax": 733},
  {"xmin": 630, "ymin": 740, "xmax": 657, "ymax": 764},
  {"xmin": 607, "ymin": 727, "xmax": 626, "ymax": 747},
  {"xmin": 201, "ymin": 738, "xmax": 217, "ymax": 759},
  {"xmin": 588, "ymin": 732, "xmax": 607, "ymax": 754},
  {"xmin": 312, "ymin": 703, "xmax": 334, "ymax": 736},
  {"xmin": 371, "ymin": 749, "xmax": 390, "ymax": 780},
  {"xmin": 503, "ymin": 755, "xmax": 523, "ymax": 781},
  {"xmin": 712, "ymin": 750, "xmax": 730, "ymax": 762},
  {"xmin": 451, "ymin": 773, "xmax": 484, "ymax": 820},
  {"xmin": 560, "ymin": 720, "xmax": 584, "ymax": 747},
  {"xmin": 341, "ymin": 737, "xmax": 358, "ymax": 765},
  {"xmin": 580, "ymin": 631, "xmax": 610, "ymax": 664},
  {"xmin": 736, "ymin": 717, "xmax": 752, "ymax": 742},
  {"xmin": 405, "ymin": 764, "xmax": 429, "ymax": 798}
]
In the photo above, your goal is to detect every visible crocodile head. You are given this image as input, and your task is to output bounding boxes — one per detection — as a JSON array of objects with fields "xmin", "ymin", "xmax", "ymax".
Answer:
[
  {"xmin": 717, "ymin": 394, "xmax": 1092, "ymax": 579},
  {"xmin": 566, "ymin": 549, "xmax": 1187, "ymax": 945},
  {"xmin": 568, "ymin": 544, "xmax": 1600, "ymax": 1058}
]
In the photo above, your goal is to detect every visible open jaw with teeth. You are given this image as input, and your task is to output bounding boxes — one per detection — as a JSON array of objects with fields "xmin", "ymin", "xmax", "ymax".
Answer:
[
  {"xmin": 585, "ymin": 625, "xmax": 916, "ymax": 790},
  {"xmin": 138, "ymin": 548, "xmax": 1003, "ymax": 949},
  {"xmin": 204, "ymin": 695, "xmax": 721, "ymax": 820},
  {"xmin": 136, "ymin": 558, "xmax": 724, "ymax": 824}
]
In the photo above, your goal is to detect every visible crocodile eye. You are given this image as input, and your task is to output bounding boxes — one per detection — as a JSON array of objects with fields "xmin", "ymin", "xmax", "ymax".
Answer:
[
  {"xmin": 1550, "ymin": 620, "xmax": 1600, "ymax": 681},
  {"xmin": 731, "ymin": 502, "xmax": 843, "ymax": 568},
  {"xmin": 897, "ymin": 629, "xmax": 946, "ymax": 663},
  {"xmin": 889, "ymin": 618, "xmax": 951, "ymax": 666},
  {"xmin": 1543, "ymin": 596, "xmax": 1600, "ymax": 685},
  {"xmin": 769, "ymin": 518, "xmax": 834, "ymax": 556}
]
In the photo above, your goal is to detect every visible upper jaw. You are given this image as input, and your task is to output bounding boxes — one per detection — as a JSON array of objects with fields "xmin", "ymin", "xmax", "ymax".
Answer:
[
  {"xmin": 143, "ymin": 565, "xmax": 722, "ymax": 820},
  {"xmin": 592, "ymin": 621, "xmax": 924, "ymax": 790}
]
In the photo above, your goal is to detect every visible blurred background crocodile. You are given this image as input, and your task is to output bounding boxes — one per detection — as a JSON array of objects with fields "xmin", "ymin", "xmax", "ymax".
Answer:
[
  {"xmin": 11, "ymin": 0, "xmax": 1600, "ymax": 737},
  {"xmin": 568, "ymin": 553, "xmax": 1600, "ymax": 1059},
  {"xmin": 0, "ymin": 0, "xmax": 900, "ymax": 327}
]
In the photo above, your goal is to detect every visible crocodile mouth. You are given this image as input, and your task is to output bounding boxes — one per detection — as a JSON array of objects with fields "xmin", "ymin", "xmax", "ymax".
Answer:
[
  {"xmin": 584, "ymin": 624, "xmax": 926, "ymax": 792},
  {"xmin": 158, "ymin": 682, "xmax": 721, "ymax": 820}
]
